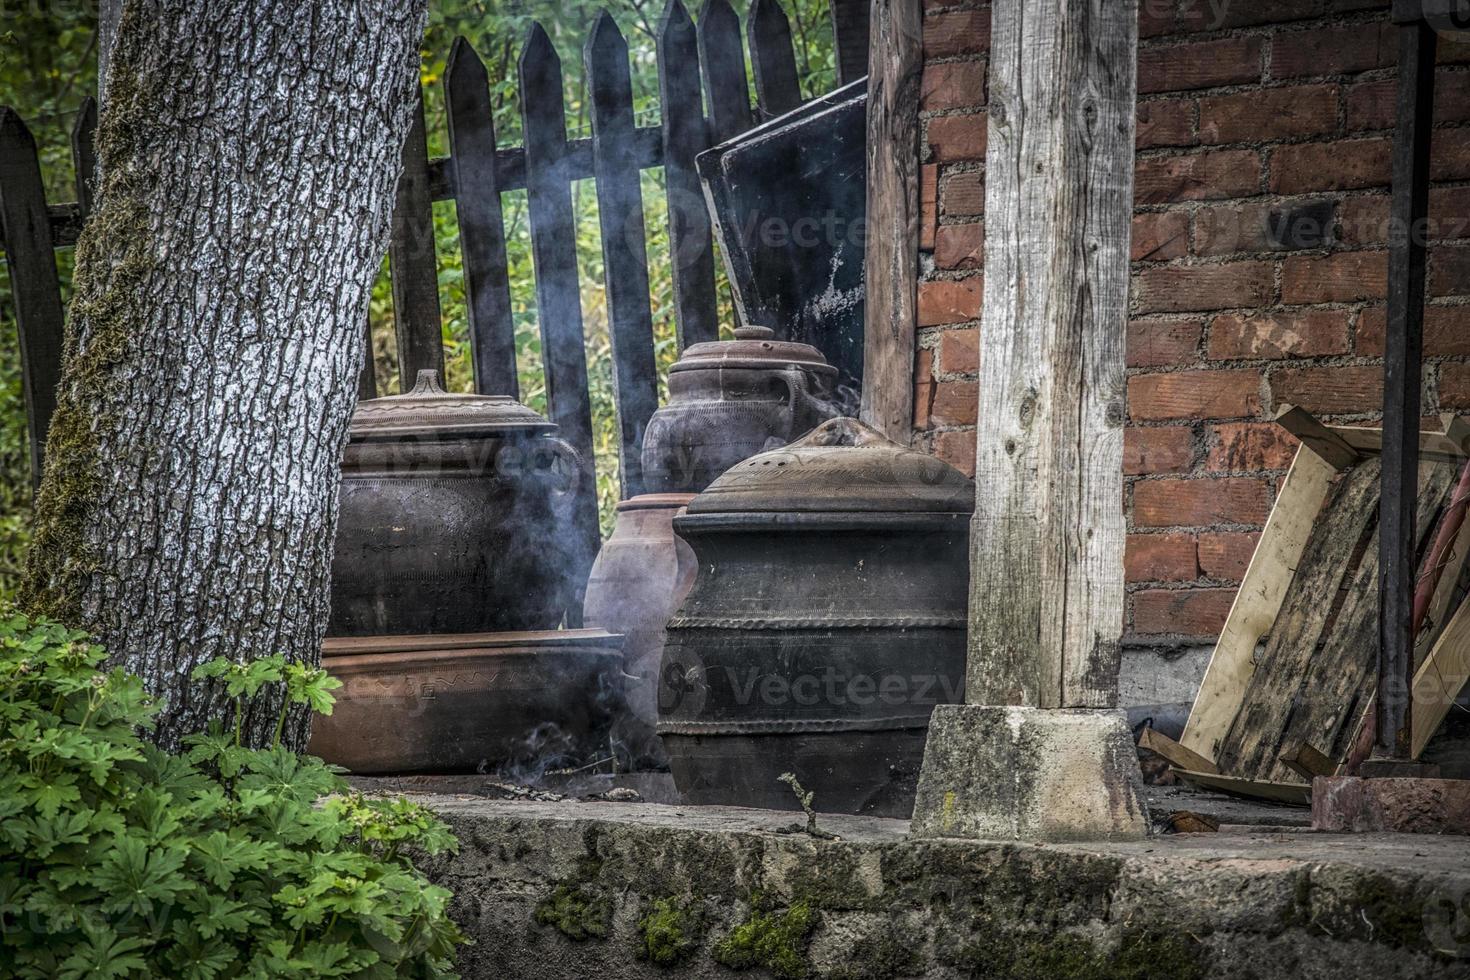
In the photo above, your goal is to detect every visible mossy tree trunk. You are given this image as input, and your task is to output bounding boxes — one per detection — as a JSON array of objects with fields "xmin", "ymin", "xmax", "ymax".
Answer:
[{"xmin": 21, "ymin": 0, "xmax": 427, "ymax": 750}]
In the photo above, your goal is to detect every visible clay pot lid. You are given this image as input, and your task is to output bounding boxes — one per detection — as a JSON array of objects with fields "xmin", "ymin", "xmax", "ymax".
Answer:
[
  {"xmin": 669, "ymin": 325, "xmax": 838, "ymax": 376},
  {"xmin": 686, "ymin": 417, "xmax": 975, "ymax": 515},
  {"xmin": 350, "ymin": 369, "xmax": 555, "ymax": 441},
  {"xmin": 616, "ymin": 492, "xmax": 699, "ymax": 512}
]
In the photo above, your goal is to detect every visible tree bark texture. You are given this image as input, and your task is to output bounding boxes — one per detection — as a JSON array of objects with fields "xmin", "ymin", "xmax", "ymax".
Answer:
[
  {"xmin": 965, "ymin": 0, "xmax": 1137, "ymax": 709},
  {"xmin": 21, "ymin": 0, "xmax": 427, "ymax": 750}
]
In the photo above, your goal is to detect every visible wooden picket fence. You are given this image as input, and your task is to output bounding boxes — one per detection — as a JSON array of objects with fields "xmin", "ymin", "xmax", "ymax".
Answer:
[{"xmin": 0, "ymin": 0, "xmax": 867, "ymax": 606}]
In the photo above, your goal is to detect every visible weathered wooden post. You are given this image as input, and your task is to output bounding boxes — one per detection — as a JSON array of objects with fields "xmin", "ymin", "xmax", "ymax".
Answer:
[{"xmin": 910, "ymin": 0, "xmax": 1149, "ymax": 841}]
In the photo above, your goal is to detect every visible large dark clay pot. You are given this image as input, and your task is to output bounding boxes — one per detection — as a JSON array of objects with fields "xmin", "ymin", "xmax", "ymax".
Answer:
[
  {"xmin": 307, "ymin": 630, "xmax": 623, "ymax": 775},
  {"xmin": 657, "ymin": 418, "xmax": 973, "ymax": 818},
  {"xmin": 330, "ymin": 370, "xmax": 585, "ymax": 636},
  {"xmin": 583, "ymin": 493, "xmax": 698, "ymax": 769},
  {"xmin": 640, "ymin": 326, "xmax": 839, "ymax": 493}
]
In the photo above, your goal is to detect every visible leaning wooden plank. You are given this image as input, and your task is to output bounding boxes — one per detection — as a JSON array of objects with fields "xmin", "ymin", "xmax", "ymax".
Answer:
[
  {"xmin": 1139, "ymin": 727, "xmax": 1219, "ymax": 775},
  {"xmin": 1273, "ymin": 405, "xmax": 1359, "ymax": 471},
  {"xmin": 1222, "ymin": 461, "xmax": 1454, "ymax": 784},
  {"xmin": 1328, "ymin": 424, "xmax": 1470, "ymax": 463},
  {"xmin": 1279, "ymin": 742, "xmax": 1337, "ymax": 781},
  {"xmin": 1173, "ymin": 768, "xmax": 1312, "ymax": 807},
  {"xmin": 1213, "ymin": 459, "xmax": 1390, "ymax": 781},
  {"xmin": 586, "ymin": 12, "xmax": 660, "ymax": 498},
  {"xmin": 1413, "ymin": 593, "xmax": 1470, "ymax": 758},
  {"xmin": 1299, "ymin": 464, "xmax": 1456, "ymax": 771},
  {"xmin": 1179, "ymin": 445, "xmax": 1339, "ymax": 762},
  {"xmin": 0, "ymin": 108, "xmax": 66, "ymax": 484}
]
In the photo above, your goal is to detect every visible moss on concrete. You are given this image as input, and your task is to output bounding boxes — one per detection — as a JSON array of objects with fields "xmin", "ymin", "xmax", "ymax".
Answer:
[
  {"xmin": 945, "ymin": 922, "xmax": 1207, "ymax": 980},
  {"xmin": 714, "ymin": 900, "xmax": 818, "ymax": 979},
  {"xmin": 821, "ymin": 920, "xmax": 926, "ymax": 980},
  {"xmin": 534, "ymin": 881, "xmax": 613, "ymax": 942},
  {"xmin": 636, "ymin": 896, "xmax": 699, "ymax": 967},
  {"xmin": 533, "ymin": 851, "xmax": 613, "ymax": 941}
]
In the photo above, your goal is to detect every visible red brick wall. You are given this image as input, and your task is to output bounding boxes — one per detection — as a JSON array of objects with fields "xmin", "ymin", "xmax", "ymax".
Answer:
[{"xmin": 914, "ymin": 0, "xmax": 1470, "ymax": 646}]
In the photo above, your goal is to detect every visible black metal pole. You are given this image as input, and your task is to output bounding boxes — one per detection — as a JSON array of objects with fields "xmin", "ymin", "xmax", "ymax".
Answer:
[{"xmin": 1376, "ymin": 12, "xmax": 1437, "ymax": 762}]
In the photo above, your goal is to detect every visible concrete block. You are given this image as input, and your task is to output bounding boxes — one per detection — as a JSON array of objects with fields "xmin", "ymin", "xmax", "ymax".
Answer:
[{"xmin": 910, "ymin": 704, "xmax": 1150, "ymax": 842}]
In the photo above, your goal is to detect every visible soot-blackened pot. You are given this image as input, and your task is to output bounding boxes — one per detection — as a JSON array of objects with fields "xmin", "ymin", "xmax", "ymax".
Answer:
[
  {"xmin": 639, "ymin": 325, "xmax": 838, "ymax": 493},
  {"xmin": 657, "ymin": 418, "xmax": 974, "ymax": 818},
  {"xmin": 329, "ymin": 370, "xmax": 585, "ymax": 636},
  {"xmin": 658, "ymin": 420, "xmax": 976, "ymax": 822},
  {"xmin": 307, "ymin": 630, "xmax": 623, "ymax": 775}
]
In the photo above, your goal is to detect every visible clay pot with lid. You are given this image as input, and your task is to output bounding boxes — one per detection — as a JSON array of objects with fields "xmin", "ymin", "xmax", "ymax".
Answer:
[
  {"xmin": 639, "ymin": 325, "xmax": 839, "ymax": 493},
  {"xmin": 329, "ymin": 369, "xmax": 586, "ymax": 636},
  {"xmin": 656, "ymin": 417, "xmax": 974, "ymax": 818}
]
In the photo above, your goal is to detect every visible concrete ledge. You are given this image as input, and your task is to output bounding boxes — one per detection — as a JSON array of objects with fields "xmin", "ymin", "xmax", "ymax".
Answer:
[{"xmin": 416, "ymin": 797, "xmax": 1470, "ymax": 979}]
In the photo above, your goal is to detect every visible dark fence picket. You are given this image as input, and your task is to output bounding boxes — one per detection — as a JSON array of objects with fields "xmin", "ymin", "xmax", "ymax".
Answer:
[
  {"xmin": 0, "ymin": 108, "xmax": 66, "ymax": 485},
  {"xmin": 586, "ymin": 12, "xmax": 659, "ymax": 498},
  {"xmin": 358, "ymin": 312, "xmax": 378, "ymax": 401},
  {"xmin": 748, "ymin": 0, "xmax": 802, "ymax": 120},
  {"xmin": 698, "ymin": 0, "xmax": 755, "ymax": 144},
  {"xmin": 70, "ymin": 97, "xmax": 97, "ymax": 220},
  {"xmin": 520, "ymin": 22, "xmax": 602, "ymax": 608},
  {"xmin": 388, "ymin": 87, "xmax": 445, "ymax": 390},
  {"xmin": 446, "ymin": 37, "xmax": 520, "ymax": 399},
  {"xmin": 657, "ymin": 0, "xmax": 718, "ymax": 350},
  {"xmin": 829, "ymin": 0, "xmax": 871, "ymax": 85}
]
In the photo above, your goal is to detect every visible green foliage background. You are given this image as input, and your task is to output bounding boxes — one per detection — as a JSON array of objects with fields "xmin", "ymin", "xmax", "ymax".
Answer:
[{"xmin": 0, "ymin": 0, "xmax": 838, "ymax": 580}]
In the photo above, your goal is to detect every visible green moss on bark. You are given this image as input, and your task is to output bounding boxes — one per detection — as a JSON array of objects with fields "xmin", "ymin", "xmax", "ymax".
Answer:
[{"xmin": 20, "ymin": 8, "xmax": 159, "ymax": 622}]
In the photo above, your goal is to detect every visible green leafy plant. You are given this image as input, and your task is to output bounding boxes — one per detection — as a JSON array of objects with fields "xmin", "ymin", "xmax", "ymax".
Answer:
[{"xmin": 0, "ymin": 613, "xmax": 467, "ymax": 978}]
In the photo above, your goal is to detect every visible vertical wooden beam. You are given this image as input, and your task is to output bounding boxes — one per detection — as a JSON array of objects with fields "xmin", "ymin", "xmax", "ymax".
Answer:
[
  {"xmin": 447, "ymin": 37, "xmax": 520, "ymax": 399},
  {"xmin": 657, "ymin": 0, "xmax": 719, "ymax": 351},
  {"xmin": 859, "ymin": 0, "xmax": 921, "ymax": 442},
  {"xmin": 0, "ymin": 108, "xmax": 66, "ymax": 485},
  {"xmin": 830, "ymin": 0, "xmax": 872, "ymax": 86},
  {"xmin": 586, "ymin": 12, "xmax": 660, "ymax": 499},
  {"xmin": 966, "ymin": 0, "xmax": 1138, "ymax": 709},
  {"xmin": 389, "ymin": 86, "xmax": 445, "ymax": 390},
  {"xmin": 1377, "ymin": 14, "xmax": 1437, "ymax": 761},
  {"xmin": 698, "ymin": 0, "xmax": 756, "ymax": 144},
  {"xmin": 748, "ymin": 0, "xmax": 803, "ymax": 120}
]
